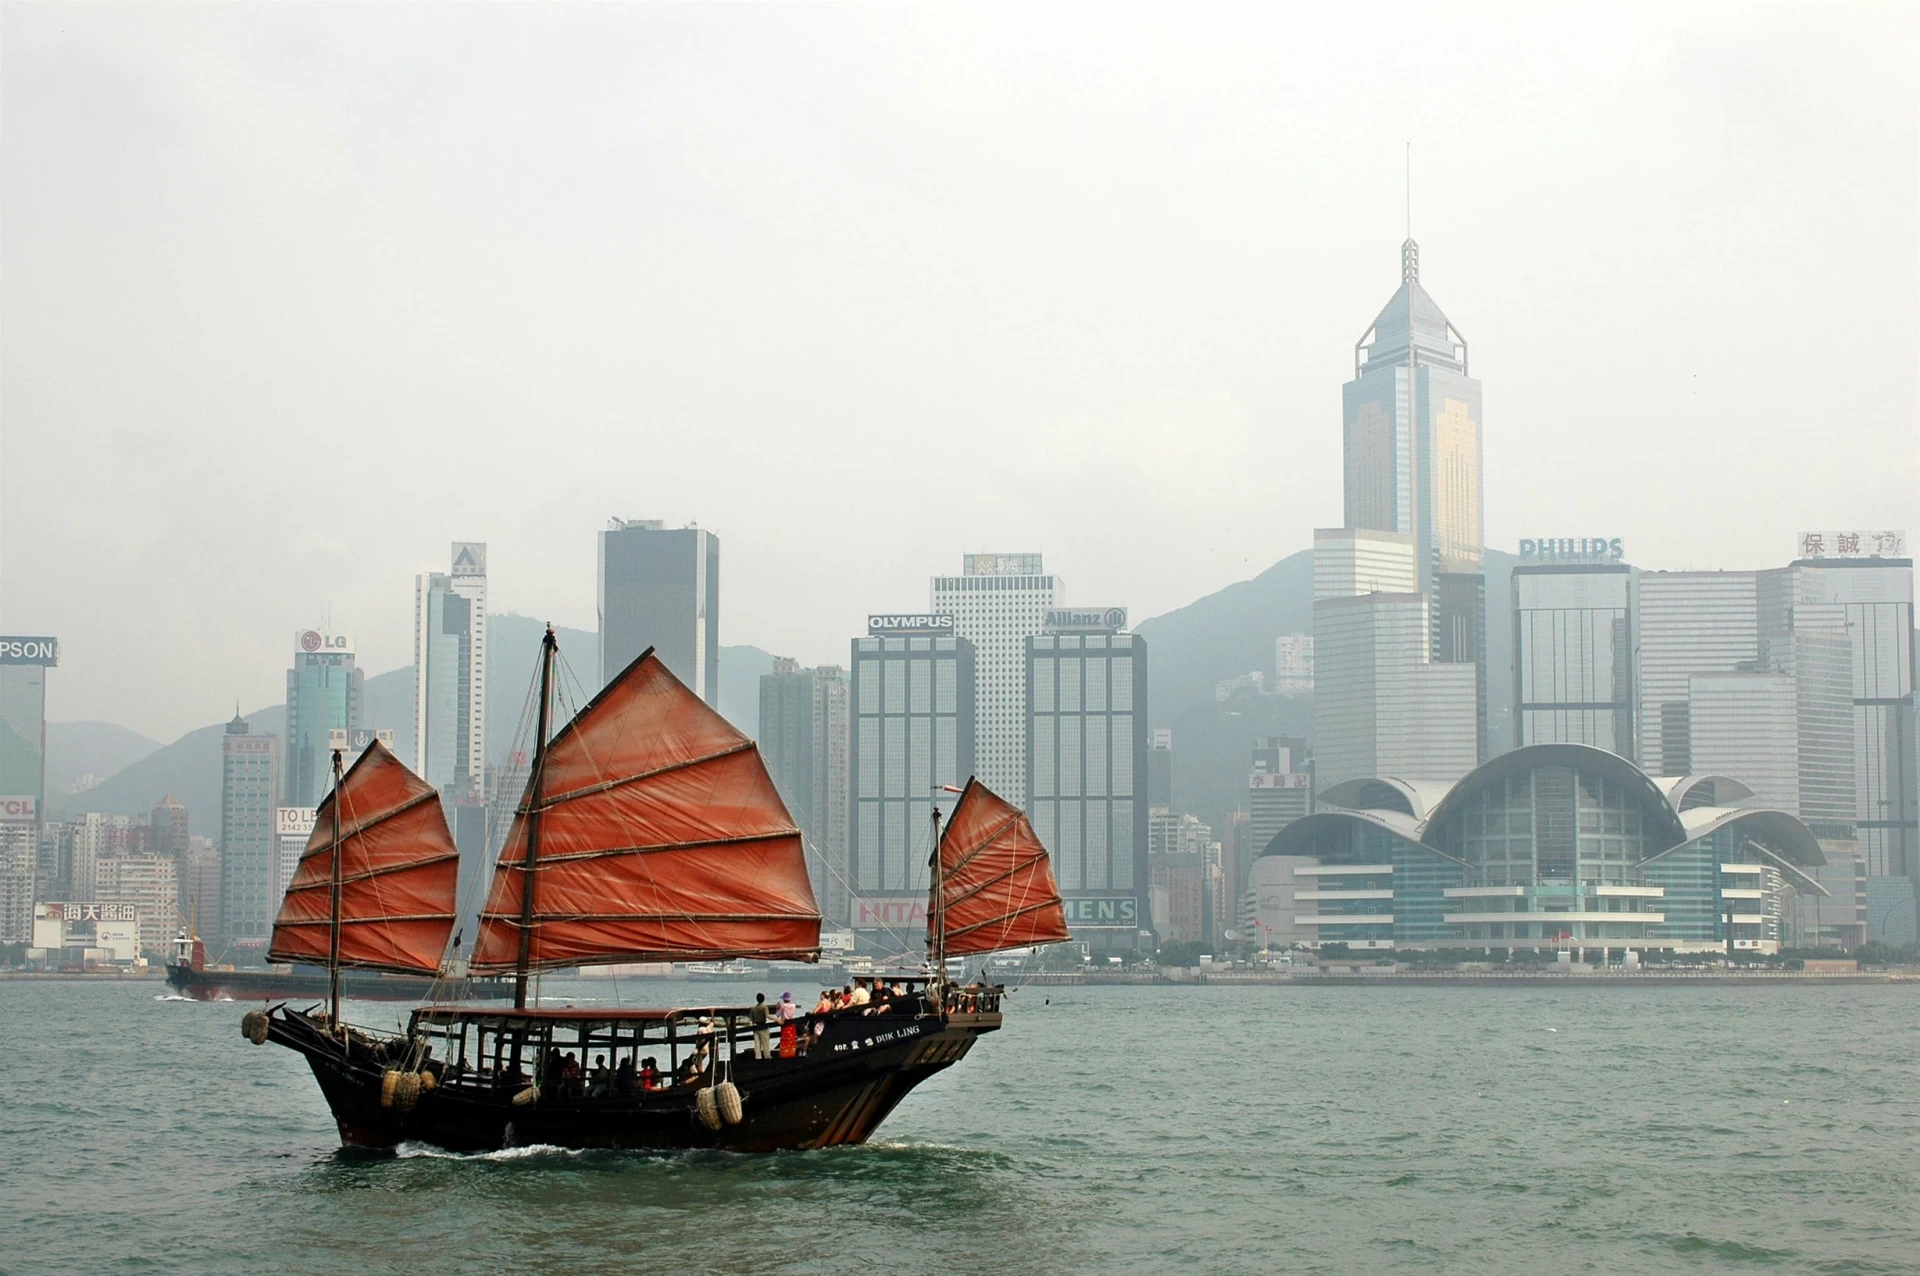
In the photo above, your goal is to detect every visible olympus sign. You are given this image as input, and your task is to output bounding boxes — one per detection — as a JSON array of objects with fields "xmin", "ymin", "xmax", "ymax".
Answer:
[
  {"xmin": 1043, "ymin": 607, "xmax": 1127, "ymax": 633},
  {"xmin": 0, "ymin": 636, "xmax": 59, "ymax": 666},
  {"xmin": 866, "ymin": 613, "xmax": 955, "ymax": 636}
]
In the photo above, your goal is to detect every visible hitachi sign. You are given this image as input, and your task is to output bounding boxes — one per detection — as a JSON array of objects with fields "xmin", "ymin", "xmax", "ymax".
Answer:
[
  {"xmin": 867, "ymin": 614, "xmax": 955, "ymax": 635},
  {"xmin": 0, "ymin": 636, "xmax": 59, "ymax": 666}
]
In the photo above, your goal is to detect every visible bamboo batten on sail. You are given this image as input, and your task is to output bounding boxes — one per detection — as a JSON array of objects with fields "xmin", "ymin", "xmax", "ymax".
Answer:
[
  {"xmin": 934, "ymin": 780, "xmax": 1071, "ymax": 957},
  {"xmin": 267, "ymin": 740, "xmax": 460, "ymax": 976},
  {"xmin": 469, "ymin": 651, "xmax": 821, "ymax": 973}
]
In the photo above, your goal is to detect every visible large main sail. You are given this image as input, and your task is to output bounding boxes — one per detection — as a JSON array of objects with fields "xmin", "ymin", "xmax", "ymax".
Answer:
[
  {"xmin": 932, "ymin": 779, "xmax": 1070, "ymax": 957},
  {"xmin": 268, "ymin": 740, "xmax": 460, "ymax": 976},
  {"xmin": 469, "ymin": 646, "xmax": 821, "ymax": 973}
]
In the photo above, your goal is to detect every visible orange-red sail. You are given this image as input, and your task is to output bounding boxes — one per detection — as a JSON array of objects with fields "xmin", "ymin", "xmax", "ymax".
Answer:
[
  {"xmin": 470, "ymin": 649, "xmax": 820, "ymax": 973},
  {"xmin": 934, "ymin": 779, "xmax": 1070, "ymax": 957},
  {"xmin": 268, "ymin": 740, "xmax": 460, "ymax": 976}
]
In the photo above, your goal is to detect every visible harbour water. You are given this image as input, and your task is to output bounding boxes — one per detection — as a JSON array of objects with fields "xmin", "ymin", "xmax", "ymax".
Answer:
[{"xmin": 5, "ymin": 977, "xmax": 1918, "ymax": 1274}]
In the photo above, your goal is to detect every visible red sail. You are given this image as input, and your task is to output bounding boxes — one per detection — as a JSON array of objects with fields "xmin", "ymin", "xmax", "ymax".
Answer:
[
  {"xmin": 268, "ymin": 740, "xmax": 460, "ymax": 977},
  {"xmin": 935, "ymin": 779, "xmax": 1071, "ymax": 957},
  {"xmin": 470, "ymin": 649, "xmax": 820, "ymax": 973}
]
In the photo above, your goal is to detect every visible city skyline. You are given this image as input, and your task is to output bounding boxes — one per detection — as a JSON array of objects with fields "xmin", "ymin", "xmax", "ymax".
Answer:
[{"xmin": 3, "ymin": 4, "xmax": 1914, "ymax": 742}]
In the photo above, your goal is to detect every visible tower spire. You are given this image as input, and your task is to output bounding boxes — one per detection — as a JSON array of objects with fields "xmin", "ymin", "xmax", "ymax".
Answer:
[{"xmin": 1403, "ymin": 141, "xmax": 1418, "ymax": 283}]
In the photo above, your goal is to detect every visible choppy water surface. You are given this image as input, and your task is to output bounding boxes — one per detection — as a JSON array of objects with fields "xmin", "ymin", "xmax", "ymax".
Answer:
[{"xmin": 4, "ymin": 978, "xmax": 1918, "ymax": 1274}]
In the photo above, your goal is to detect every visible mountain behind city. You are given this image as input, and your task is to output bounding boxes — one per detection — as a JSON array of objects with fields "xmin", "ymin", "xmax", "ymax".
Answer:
[{"xmin": 42, "ymin": 546, "xmax": 1520, "ymax": 840}]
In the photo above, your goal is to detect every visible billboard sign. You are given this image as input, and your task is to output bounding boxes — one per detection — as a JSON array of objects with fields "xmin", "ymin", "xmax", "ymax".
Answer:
[
  {"xmin": 1061, "ymin": 896, "xmax": 1139, "ymax": 928},
  {"xmin": 866, "ymin": 614, "xmax": 955, "ymax": 636},
  {"xmin": 276, "ymin": 807, "xmax": 318, "ymax": 839},
  {"xmin": 0, "ymin": 636, "xmax": 59, "ymax": 666},
  {"xmin": 39, "ymin": 902, "xmax": 138, "ymax": 922},
  {"xmin": 451, "ymin": 542, "xmax": 487, "ymax": 576},
  {"xmin": 295, "ymin": 630, "xmax": 355, "ymax": 655},
  {"xmin": 1518, "ymin": 538, "xmax": 1625, "ymax": 564},
  {"xmin": 1797, "ymin": 530, "xmax": 1907, "ymax": 561},
  {"xmin": 1043, "ymin": 607, "xmax": 1128, "ymax": 634},
  {"xmin": 965, "ymin": 553, "xmax": 1043, "ymax": 577},
  {"xmin": 851, "ymin": 896, "xmax": 928, "ymax": 929},
  {"xmin": 1248, "ymin": 773, "xmax": 1310, "ymax": 789},
  {"xmin": 0, "ymin": 796, "xmax": 37, "ymax": 822}
]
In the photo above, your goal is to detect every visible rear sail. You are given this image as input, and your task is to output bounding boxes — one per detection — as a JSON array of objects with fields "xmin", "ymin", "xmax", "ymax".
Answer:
[
  {"xmin": 469, "ymin": 646, "xmax": 821, "ymax": 973},
  {"xmin": 933, "ymin": 779, "xmax": 1070, "ymax": 957},
  {"xmin": 267, "ymin": 740, "xmax": 459, "ymax": 977}
]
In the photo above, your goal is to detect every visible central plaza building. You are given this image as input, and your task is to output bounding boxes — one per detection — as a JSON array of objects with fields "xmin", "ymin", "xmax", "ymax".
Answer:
[{"xmin": 1258, "ymin": 743, "xmax": 1826, "ymax": 956}]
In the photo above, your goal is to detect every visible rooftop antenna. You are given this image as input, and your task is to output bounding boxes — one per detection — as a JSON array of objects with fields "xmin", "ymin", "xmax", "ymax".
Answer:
[{"xmin": 1405, "ymin": 139, "xmax": 1411, "ymax": 240}]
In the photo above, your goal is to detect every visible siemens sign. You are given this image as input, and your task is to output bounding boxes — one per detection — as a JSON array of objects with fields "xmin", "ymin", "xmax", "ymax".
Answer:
[
  {"xmin": 1519, "ymin": 538, "xmax": 1624, "ymax": 564},
  {"xmin": 866, "ymin": 614, "xmax": 955, "ymax": 636},
  {"xmin": 0, "ymin": 636, "xmax": 59, "ymax": 666},
  {"xmin": 1061, "ymin": 896, "xmax": 1139, "ymax": 928}
]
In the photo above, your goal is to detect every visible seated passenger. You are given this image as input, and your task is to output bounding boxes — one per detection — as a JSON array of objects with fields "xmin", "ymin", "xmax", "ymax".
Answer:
[
  {"xmin": 849, "ymin": 979, "xmax": 871, "ymax": 1006},
  {"xmin": 615, "ymin": 1057, "xmax": 637, "ymax": 1096},
  {"xmin": 639, "ymin": 1057, "xmax": 659, "ymax": 1091},
  {"xmin": 589, "ymin": 1055, "xmax": 612, "ymax": 1098}
]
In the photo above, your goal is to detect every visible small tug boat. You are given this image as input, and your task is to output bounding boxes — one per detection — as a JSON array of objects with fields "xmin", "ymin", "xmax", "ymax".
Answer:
[{"xmin": 246, "ymin": 627, "xmax": 1069, "ymax": 1152}]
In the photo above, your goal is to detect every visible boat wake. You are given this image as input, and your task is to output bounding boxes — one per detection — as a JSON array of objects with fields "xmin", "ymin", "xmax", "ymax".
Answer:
[
  {"xmin": 153, "ymin": 993, "xmax": 198, "ymax": 1002},
  {"xmin": 392, "ymin": 1140, "xmax": 587, "ymax": 1163}
]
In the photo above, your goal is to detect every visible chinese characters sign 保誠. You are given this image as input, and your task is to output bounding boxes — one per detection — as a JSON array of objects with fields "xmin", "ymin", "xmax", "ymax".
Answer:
[{"xmin": 1798, "ymin": 531, "xmax": 1906, "ymax": 561}]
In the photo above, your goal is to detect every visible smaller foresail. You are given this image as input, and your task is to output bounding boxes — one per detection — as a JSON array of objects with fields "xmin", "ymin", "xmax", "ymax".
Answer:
[
  {"xmin": 268, "ymin": 740, "xmax": 460, "ymax": 977},
  {"xmin": 935, "ymin": 780, "xmax": 1071, "ymax": 957}
]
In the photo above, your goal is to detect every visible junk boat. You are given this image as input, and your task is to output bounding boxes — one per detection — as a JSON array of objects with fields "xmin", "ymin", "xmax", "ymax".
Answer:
[{"xmin": 244, "ymin": 626, "xmax": 1069, "ymax": 1152}]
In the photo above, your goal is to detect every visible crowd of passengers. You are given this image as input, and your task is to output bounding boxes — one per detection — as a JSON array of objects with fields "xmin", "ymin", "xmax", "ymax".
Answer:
[{"xmin": 425, "ymin": 977, "xmax": 930, "ymax": 1099}]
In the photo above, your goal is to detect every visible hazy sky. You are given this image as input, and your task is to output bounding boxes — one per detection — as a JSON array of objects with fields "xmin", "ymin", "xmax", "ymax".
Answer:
[{"xmin": 3, "ymin": 2, "xmax": 1915, "ymax": 742}]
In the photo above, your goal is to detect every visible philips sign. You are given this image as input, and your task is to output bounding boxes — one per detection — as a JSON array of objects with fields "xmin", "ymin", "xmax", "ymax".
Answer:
[
  {"xmin": 1043, "ymin": 607, "xmax": 1128, "ymax": 633},
  {"xmin": 1519, "ymin": 538, "xmax": 1624, "ymax": 564},
  {"xmin": 0, "ymin": 636, "xmax": 59, "ymax": 666},
  {"xmin": 866, "ymin": 614, "xmax": 955, "ymax": 636}
]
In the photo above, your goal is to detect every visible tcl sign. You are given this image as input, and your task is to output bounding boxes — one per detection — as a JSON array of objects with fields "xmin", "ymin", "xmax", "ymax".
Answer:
[{"xmin": 0, "ymin": 796, "xmax": 37, "ymax": 822}]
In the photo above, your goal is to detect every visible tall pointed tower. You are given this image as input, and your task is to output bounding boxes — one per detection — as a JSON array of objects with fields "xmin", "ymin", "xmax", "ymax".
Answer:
[{"xmin": 1342, "ymin": 239, "xmax": 1483, "ymax": 589}]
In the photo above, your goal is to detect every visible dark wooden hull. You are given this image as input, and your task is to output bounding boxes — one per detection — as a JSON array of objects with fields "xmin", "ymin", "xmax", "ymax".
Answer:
[
  {"xmin": 168, "ymin": 963, "xmax": 513, "ymax": 1004},
  {"xmin": 262, "ymin": 1004, "xmax": 996, "ymax": 1153}
]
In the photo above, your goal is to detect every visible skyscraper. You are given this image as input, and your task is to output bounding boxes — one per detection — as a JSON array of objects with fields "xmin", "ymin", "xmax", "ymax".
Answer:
[
  {"xmin": 218, "ymin": 711, "xmax": 280, "ymax": 953},
  {"xmin": 285, "ymin": 630, "xmax": 362, "ymax": 807},
  {"xmin": 413, "ymin": 542, "xmax": 488, "ymax": 803},
  {"xmin": 598, "ymin": 518, "xmax": 719, "ymax": 703},
  {"xmin": 1342, "ymin": 240, "xmax": 1484, "ymax": 591},
  {"xmin": 1636, "ymin": 572, "xmax": 1759, "ymax": 775},
  {"xmin": 1311, "ymin": 529, "xmax": 1478, "ymax": 790},
  {"xmin": 150, "ymin": 794, "xmax": 191, "ymax": 916},
  {"xmin": 848, "ymin": 620, "xmax": 975, "ymax": 936},
  {"xmin": 931, "ymin": 553, "xmax": 1057, "ymax": 805},
  {"xmin": 757, "ymin": 659, "xmax": 851, "ymax": 926},
  {"xmin": 1025, "ymin": 621, "xmax": 1149, "ymax": 954},
  {"xmin": 0, "ymin": 635, "xmax": 57, "ymax": 883},
  {"xmin": 1512, "ymin": 561, "xmax": 1634, "ymax": 755}
]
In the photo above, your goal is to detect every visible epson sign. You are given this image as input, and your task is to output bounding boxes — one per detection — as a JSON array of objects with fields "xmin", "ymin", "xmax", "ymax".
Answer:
[
  {"xmin": 0, "ymin": 636, "xmax": 59, "ymax": 666},
  {"xmin": 1519, "ymin": 537, "xmax": 1625, "ymax": 564},
  {"xmin": 867, "ymin": 613, "xmax": 955, "ymax": 636}
]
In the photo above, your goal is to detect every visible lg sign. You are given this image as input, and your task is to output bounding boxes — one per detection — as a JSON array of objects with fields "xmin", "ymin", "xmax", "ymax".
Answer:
[{"xmin": 295, "ymin": 631, "xmax": 355, "ymax": 654}]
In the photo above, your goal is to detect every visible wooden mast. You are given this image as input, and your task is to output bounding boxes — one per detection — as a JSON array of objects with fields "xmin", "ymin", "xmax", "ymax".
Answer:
[
  {"xmin": 327, "ymin": 748, "xmax": 344, "ymax": 1030},
  {"xmin": 927, "ymin": 800, "xmax": 947, "ymax": 999},
  {"xmin": 514, "ymin": 624, "xmax": 557, "ymax": 1010}
]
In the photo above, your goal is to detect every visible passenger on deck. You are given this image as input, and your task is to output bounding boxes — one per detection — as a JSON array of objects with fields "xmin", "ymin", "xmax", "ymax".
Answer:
[
  {"xmin": 541, "ymin": 1047, "xmax": 563, "ymax": 1095},
  {"xmin": 640, "ymin": 1057, "xmax": 660, "ymax": 1091},
  {"xmin": 589, "ymin": 1056, "xmax": 612, "ymax": 1098},
  {"xmin": 562, "ymin": 1052, "xmax": 582, "ymax": 1096},
  {"xmin": 849, "ymin": 979, "xmax": 871, "ymax": 1007},
  {"xmin": 615, "ymin": 1057, "xmax": 637, "ymax": 1096},
  {"xmin": 681, "ymin": 1043, "xmax": 709, "ymax": 1086},
  {"xmin": 775, "ymin": 991, "xmax": 802, "ymax": 1058},
  {"xmin": 749, "ymin": 992, "xmax": 773, "ymax": 1059},
  {"xmin": 812, "ymin": 990, "xmax": 834, "ymax": 1015}
]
